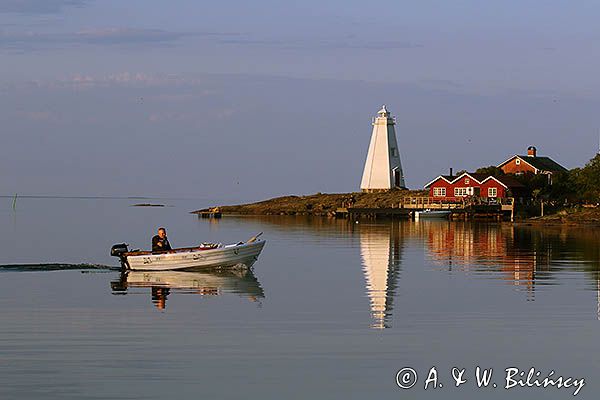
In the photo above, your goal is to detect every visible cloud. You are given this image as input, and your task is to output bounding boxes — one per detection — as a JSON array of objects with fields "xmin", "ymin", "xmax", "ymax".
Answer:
[
  {"xmin": 71, "ymin": 28, "xmax": 187, "ymax": 45},
  {"xmin": 17, "ymin": 110, "xmax": 60, "ymax": 122},
  {"xmin": 216, "ymin": 37, "xmax": 423, "ymax": 50},
  {"xmin": 5, "ymin": 72, "xmax": 213, "ymax": 91},
  {"xmin": 0, "ymin": 28, "xmax": 194, "ymax": 51},
  {"xmin": 52, "ymin": 73, "xmax": 182, "ymax": 89},
  {"xmin": 419, "ymin": 79, "xmax": 464, "ymax": 89},
  {"xmin": 0, "ymin": 28, "xmax": 242, "ymax": 52},
  {"xmin": 0, "ymin": 0, "xmax": 89, "ymax": 14}
]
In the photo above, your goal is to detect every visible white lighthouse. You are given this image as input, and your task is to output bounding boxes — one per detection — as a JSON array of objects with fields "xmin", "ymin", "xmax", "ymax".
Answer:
[{"xmin": 360, "ymin": 105, "xmax": 405, "ymax": 192}]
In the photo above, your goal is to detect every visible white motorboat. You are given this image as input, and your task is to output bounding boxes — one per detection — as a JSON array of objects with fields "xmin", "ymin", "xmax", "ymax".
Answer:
[
  {"xmin": 110, "ymin": 233, "xmax": 266, "ymax": 271},
  {"xmin": 414, "ymin": 209, "xmax": 451, "ymax": 219}
]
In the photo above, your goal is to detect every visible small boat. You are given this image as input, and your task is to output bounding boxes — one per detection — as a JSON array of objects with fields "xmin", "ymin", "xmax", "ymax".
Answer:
[
  {"xmin": 414, "ymin": 209, "xmax": 451, "ymax": 219},
  {"xmin": 110, "ymin": 232, "xmax": 266, "ymax": 271}
]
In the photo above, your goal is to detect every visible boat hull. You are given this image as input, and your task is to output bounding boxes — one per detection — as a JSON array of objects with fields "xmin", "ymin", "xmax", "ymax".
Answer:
[{"xmin": 123, "ymin": 240, "xmax": 266, "ymax": 271}]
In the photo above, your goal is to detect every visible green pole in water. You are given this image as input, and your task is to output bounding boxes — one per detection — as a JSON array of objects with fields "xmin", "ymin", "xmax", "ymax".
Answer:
[{"xmin": 12, "ymin": 193, "xmax": 17, "ymax": 211}]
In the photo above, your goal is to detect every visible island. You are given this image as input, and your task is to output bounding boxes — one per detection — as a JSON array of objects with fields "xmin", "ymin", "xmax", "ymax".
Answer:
[{"xmin": 192, "ymin": 190, "xmax": 426, "ymax": 217}]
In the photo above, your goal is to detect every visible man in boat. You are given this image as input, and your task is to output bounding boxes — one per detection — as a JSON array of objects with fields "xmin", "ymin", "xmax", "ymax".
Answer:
[{"xmin": 152, "ymin": 227, "xmax": 172, "ymax": 252}]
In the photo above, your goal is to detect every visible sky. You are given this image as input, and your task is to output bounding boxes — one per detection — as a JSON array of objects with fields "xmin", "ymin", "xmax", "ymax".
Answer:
[{"xmin": 1, "ymin": 0, "xmax": 600, "ymax": 201}]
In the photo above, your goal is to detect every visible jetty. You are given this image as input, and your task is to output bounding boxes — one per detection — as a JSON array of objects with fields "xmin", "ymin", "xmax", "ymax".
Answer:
[{"xmin": 196, "ymin": 207, "xmax": 222, "ymax": 218}]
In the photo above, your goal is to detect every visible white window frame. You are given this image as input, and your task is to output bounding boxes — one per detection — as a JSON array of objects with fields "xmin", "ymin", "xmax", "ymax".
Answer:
[
  {"xmin": 515, "ymin": 159, "xmax": 521, "ymax": 165},
  {"xmin": 454, "ymin": 187, "xmax": 467, "ymax": 197},
  {"xmin": 488, "ymin": 187, "xmax": 497, "ymax": 197},
  {"xmin": 433, "ymin": 187, "xmax": 446, "ymax": 197}
]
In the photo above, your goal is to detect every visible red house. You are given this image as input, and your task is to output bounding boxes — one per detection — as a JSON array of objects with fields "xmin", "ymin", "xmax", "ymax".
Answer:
[
  {"xmin": 498, "ymin": 146, "xmax": 567, "ymax": 176},
  {"xmin": 424, "ymin": 172, "xmax": 524, "ymax": 201}
]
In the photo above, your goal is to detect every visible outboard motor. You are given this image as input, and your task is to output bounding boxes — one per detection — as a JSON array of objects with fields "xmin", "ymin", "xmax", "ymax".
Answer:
[
  {"xmin": 110, "ymin": 243, "xmax": 129, "ymax": 270},
  {"xmin": 111, "ymin": 243, "xmax": 129, "ymax": 257}
]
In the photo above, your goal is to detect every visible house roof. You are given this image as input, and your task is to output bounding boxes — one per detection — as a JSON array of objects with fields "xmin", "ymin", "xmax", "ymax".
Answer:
[
  {"xmin": 465, "ymin": 173, "xmax": 490, "ymax": 182},
  {"xmin": 498, "ymin": 155, "xmax": 567, "ymax": 173},
  {"xmin": 424, "ymin": 175, "xmax": 452, "ymax": 188},
  {"xmin": 424, "ymin": 172, "xmax": 525, "ymax": 189},
  {"xmin": 517, "ymin": 155, "xmax": 567, "ymax": 172},
  {"xmin": 485, "ymin": 175, "xmax": 525, "ymax": 188}
]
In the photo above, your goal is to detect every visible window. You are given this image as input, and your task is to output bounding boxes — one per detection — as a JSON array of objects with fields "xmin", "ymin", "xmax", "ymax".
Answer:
[
  {"xmin": 515, "ymin": 159, "xmax": 521, "ymax": 165},
  {"xmin": 465, "ymin": 178, "xmax": 470, "ymax": 184},
  {"xmin": 433, "ymin": 187, "xmax": 446, "ymax": 197},
  {"xmin": 488, "ymin": 187, "xmax": 497, "ymax": 197},
  {"xmin": 454, "ymin": 187, "xmax": 467, "ymax": 197},
  {"xmin": 390, "ymin": 148, "xmax": 396, "ymax": 156}
]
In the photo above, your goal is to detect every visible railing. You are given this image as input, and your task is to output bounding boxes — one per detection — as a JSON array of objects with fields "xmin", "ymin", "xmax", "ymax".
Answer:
[{"xmin": 397, "ymin": 197, "xmax": 514, "ymax": 210}]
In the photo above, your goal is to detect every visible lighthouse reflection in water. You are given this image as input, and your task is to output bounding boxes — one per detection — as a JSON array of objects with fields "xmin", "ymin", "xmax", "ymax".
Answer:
[
  {"xmin": 359, "ymin": 221, "xmax": 403, "ymax": 329},
  {"xmin": 356, "ymin": 220, "xmax": 593, "ymax": 330}
]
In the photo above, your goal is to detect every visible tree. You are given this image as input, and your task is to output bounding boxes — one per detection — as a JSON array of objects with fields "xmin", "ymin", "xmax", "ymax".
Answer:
[
  {"xmin": 513, "ymin": 172, "xmax": 549, "ymax": 199},
  {"xmin": 573, "ymin": 154, "xmax": 600, "ymax": 202},
  {"xmin": 475, "ymin": 166, "xmax": 505, "ymax": 177},
  {"xmin": 545, "ymin": 171, "xmax": 577, "ymax": 203}
]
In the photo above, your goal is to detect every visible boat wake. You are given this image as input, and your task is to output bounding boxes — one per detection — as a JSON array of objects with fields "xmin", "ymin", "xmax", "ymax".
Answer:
[{"xmin": 0, "ymin": 263, "xmax": 120, "ymax": 272}]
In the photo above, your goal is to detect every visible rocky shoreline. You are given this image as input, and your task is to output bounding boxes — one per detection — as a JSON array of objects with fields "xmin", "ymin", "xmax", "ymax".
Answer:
[
  {"xmin": 192, "ymin": 192, "xmax": 600, "ymax": 226},
  {"xmin": 523, "ymin": 206, "xmax": 600, "ymax": 226},
  {"xmin": 192, "ymin": 190, "xmax": 426, "ymax": 217}
]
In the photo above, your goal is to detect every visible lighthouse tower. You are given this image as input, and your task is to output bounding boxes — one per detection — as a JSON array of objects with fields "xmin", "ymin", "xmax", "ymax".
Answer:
[{"xmin": 360, "ymin": 105, "xmax": 405, "ymax": 192}]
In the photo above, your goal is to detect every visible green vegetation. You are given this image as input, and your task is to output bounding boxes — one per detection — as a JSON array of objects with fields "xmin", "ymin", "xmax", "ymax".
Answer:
[
  {"xmin": 570, "ymin": 154, "xmax": 600, "ymax": 203},
  {"xmin": 475, "ymin": 154, "xmax": 600, "ymax": 205},
  {"xmin": 535, "ymin": 154, "xmax": 600, "ymax": 204},
  {"xmin": 474, "ymin": 165, "xmax": 505, "ymax": 177},
  {"xmin": 474, "ymin": 155, "xmax": 600, "ymax": 222}
]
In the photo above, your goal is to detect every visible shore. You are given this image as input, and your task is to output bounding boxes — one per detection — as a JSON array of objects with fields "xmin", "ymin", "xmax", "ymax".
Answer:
[
  {"xmin": 524, "ymin": 206, "xmax": 600, "ymax": 226},
  {"xmin": 192, "ymin": 190, "xmax": 426, "ymax": 216},
  {"xmin": 192, "ymin": 192, "xmax": 600, "ymax": 225}
]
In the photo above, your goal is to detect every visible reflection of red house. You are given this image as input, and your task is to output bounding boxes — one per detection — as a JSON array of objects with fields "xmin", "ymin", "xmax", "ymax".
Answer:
[
  {"xmin": 424, "ymin": 172, "xmax": 524, "ymax": 200},
  {"xmin": 426, "ymin": 224, "xmax": 536, "ymax": 297}
]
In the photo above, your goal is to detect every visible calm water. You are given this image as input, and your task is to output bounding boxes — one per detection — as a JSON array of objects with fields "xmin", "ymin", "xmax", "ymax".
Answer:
[{"xmin": 1, "ymin": 197, "xmax": 600, "ymax": 399}]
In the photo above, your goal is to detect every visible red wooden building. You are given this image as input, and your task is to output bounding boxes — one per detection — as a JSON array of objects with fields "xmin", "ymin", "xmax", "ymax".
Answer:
[
  {"xmin": 498, "ymin": 146, "xmax": 567, "ymax": 176},
  {"xmin": 424, "ymin": 172, "xmax": 524, "ymax": 201}
]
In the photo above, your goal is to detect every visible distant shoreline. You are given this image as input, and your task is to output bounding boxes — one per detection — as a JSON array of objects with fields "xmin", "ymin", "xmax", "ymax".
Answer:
[
  {"xmin": 191, "ymin": 190, "xmax": 426, "ymax": 217},
  {"xmin": 521, "ymin": 207, "xmax": 600, "ymax": 226},
  {"xmin": 192, "ymin": 192, "xmax": 600, "ymax": 225},
  {"xmin": 0, "ymin": 195, "xmax": 152, "ymax": 200}
]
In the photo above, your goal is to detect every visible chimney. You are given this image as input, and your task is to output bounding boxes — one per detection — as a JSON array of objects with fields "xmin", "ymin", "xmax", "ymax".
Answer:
[
  {"xmin": 449, "ymin": 167, "xmax": 453, "ymax": 177},
  {"xmin": 527, "ymin": 146, "xmax": 537, "ymax": 157}
]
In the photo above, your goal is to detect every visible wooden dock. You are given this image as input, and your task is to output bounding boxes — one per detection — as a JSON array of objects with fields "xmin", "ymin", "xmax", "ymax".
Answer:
[
  {"xmin": 336, "ymin": 197, "xmax": 515, "ymax": 221},
  {"xmin": 336, "ymin": 207, "xmax": 411, "ymax": 219},
  {"xmin": 195, "ymin": 207, "xmax": 222, "ymax": 219}
]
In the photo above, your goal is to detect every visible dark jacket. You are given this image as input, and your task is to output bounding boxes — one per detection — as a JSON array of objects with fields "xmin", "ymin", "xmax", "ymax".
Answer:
[{"xmin": 152, "ymin": 235, "xmax": 172, "ymax": 252}]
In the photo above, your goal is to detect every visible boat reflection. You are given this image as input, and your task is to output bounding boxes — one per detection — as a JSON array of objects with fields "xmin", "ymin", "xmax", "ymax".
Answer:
[{"xmin": 111, "ymin": 268, "xmax": 265, "ymax": 310}]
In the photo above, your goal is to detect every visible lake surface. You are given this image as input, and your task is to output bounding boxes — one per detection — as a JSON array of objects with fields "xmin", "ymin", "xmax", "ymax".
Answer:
[{"xmin": 1, "ymin": 197, "xmax": 599, "ymax": 399}]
